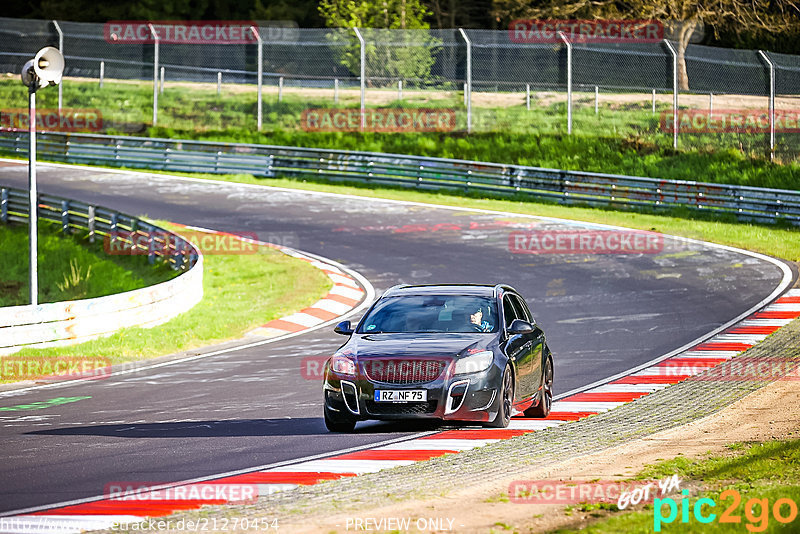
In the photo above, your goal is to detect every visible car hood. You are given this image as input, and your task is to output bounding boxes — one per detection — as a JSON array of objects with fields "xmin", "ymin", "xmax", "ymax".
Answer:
[{"xmin": 348, "ymin": 333, "xmax": 493, "ymax": 359}]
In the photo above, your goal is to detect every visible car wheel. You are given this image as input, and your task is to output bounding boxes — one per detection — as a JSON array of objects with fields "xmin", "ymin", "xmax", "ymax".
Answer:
[
  {"xmin": 525, "ymin": 355, "xmax": 553, "ymax": 418},
  {"xmin": 487, "ymin": 365, "xmax": 513, "ymax": 428},
  {"xmin": 324, "ymin": 404, "xmax": 356, "ymax": 433}
]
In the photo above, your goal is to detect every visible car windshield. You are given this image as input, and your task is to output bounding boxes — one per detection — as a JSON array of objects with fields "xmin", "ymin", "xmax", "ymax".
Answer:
[{"xmin": 357, "ymin": 295, "xmax": 498, "ymax": 334}]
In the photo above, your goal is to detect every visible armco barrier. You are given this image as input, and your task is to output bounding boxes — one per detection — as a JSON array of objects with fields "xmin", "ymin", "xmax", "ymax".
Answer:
[
  {"xmin": 1, "ymin": 131, "xmax": 799, "ymax": 225},
  {"xmin": 0, "ymin": 185, "xmax": 203, "ymax": 355}
]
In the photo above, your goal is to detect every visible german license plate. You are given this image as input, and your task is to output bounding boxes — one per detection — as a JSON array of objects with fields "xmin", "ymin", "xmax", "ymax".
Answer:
[{"xmin": 374, "ymin": 389, "xmax": 427, "ymax": 403}]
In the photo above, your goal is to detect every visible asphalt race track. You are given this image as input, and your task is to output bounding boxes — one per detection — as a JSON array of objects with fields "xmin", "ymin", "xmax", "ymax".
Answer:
[{"xmin": 0, "ymin": 161, "xmax": 793, "ymax": 514}]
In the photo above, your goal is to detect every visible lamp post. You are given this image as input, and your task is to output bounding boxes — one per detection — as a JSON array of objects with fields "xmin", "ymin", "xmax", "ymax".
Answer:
[{"xmin": 20, "ymin": 46, "xmax": 64, "ymax": 306}]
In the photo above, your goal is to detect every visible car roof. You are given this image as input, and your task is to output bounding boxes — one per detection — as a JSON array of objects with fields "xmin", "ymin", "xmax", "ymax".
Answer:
[{"xmin": 381, "ymin": 284, "xmax": 517, "ymax": 298}]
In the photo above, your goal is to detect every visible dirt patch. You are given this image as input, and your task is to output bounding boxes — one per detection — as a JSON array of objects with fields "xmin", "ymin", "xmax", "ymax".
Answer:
[{"xmin": 283, "ymin": 375, "xmax": 800, "ymax": 533}]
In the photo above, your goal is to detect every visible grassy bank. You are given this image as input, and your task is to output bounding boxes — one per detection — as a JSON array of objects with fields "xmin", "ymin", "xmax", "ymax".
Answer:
[
  {"xmin": 0, "ymin": 221, "xmax": 177, "ymax": 306},
  {"xmin": 8, "ymin": 222, "xmax": 333, "ymax": 370},
  {"xmin": 553, "ymin": 439, "xmax": 800, "ymax": 533},
  {"xmin": 2, "ymin": 77, "xmax": 798, "ymax": 190}
]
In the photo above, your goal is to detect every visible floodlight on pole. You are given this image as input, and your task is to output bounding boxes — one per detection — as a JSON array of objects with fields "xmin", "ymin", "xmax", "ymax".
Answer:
[{"xmin": 21, "ymin": 46, "xmax": 64, "ymax": 306}]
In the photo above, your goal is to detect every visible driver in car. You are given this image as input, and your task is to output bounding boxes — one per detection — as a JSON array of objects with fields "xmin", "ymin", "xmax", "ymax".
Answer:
[{"xmin": 470, "ymin": 306, "xmax": 492, "ymax": 332}]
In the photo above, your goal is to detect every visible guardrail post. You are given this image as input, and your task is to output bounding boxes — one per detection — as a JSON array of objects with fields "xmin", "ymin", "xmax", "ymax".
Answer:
[
  {"xmin": 52, "ymin": 20, "xmax": 63, "ymax": 112},
  {"xmin": 1, "ymin": 188, "xmax": 7, "ymax": 223},
  {"xmin": 663, "ymin": 39, "xmax": 678, "ymax": 149},
  {"xmin": 61, "ymin": 200, "xmax": 69, "ymax": 234},
  {"xmin": 458, "ymin": 28, "xmax": 472, "ymax": 133},
  {"xmin": 148, "ymin": 24, "xmax": 159, "ymax": 127},
  {"xmin": 353, "ymin": 28, "xmax": 366, "ymax": 131},
  {"xmin": 558, "ymin": 31, "xmax": 572, "ymax": 135},
  {"xmin": 87, "ymin": 205, "xmax": 95, "ymax": 243},
  {"xmin": 758, "ymin": 50, "xmax": 776, "ymax": 161},
  {"xmin": 251, "ymin": 26, "xmax": 263, "ymax": 131},
  {"xmin": 147, "ymin": 227, "xmax": 155, "ymax": 264},
  {"xmin": 110, "ymin": 213, "xmax": 118, "ymax": 247}
]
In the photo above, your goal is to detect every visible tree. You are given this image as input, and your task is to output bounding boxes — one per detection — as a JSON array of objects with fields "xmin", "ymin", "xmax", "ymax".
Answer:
[
  {"xmin": 318, "ymin": 0, "xmax": 440, "ymax": 86},
  {"xmin": 492, "ymin": 0, "xmax": 800, "ymax": 89}
]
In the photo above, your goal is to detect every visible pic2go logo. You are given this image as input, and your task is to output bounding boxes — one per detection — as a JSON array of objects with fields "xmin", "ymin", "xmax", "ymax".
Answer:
[{"xmin": 654, "ymin": 489, "xmax": 799, "ymax": 532}]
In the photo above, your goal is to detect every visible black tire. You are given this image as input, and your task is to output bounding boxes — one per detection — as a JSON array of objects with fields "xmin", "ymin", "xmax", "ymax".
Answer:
[
  {"xmin": 525, "ymin": 355, "xmax": 553, "ymax": 418},
  {"xmin": 487, "ymin": 366, "xmax": 514, "ymax": 428},
  {"xmin": 324, "ymin": 403, "xmax": 357, "ymax": 433}
]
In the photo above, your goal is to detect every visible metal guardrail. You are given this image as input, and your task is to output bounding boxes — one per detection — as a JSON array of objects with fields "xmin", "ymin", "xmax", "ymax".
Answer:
[
  {"xmin": 0, "ymin": 184, "xmax": 203, "ymax": 353},
  {"xmin": 0, "ymin": 184, "xmax": 199, "ymax": 270},
  {"xmin": 1, "ymin": 131, "xmax": 799, "ymax": 225}
]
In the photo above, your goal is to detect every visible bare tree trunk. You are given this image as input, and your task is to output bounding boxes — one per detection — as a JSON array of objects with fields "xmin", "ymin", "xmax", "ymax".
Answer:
[{"xmin": 677, "ymin": 20, "xmax": 699, "ymax": 91}]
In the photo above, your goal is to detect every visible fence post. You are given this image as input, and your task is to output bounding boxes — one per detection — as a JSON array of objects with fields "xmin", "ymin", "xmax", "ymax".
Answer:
[
  {"xmin": 458, "ymin": 28, "xmax": 472, "ymax": 133},
  {"xmin": 595, "ymin": 86, "xmax": 599, "ymax": 114},
  {"xmin": 217, "ymin": 72, "xmax": 221, "ymax": 95},
  {"xmin": 251, "ymin": 25, "xmax": 263, "ymax": 131},
  {"xmin": 758, "ymin": 50, "xmax": 776, "ymax": 161},
  {"xmin": 663, "ymin": 39, "xmax": 678, "ymax": 149},
  {"xmin": 52, "ymin": 20, "xmax": 63, "ymax": 112},
  {"xmin": 99, "ymin": 61, "xmax": 104, "ymax": 88},
  {"xmin": 353, "ymin": 28, "xmax": 366, "ymax": 131},
  {"xmin": 334, "ymin": 78, "xmax": 339, "ymax": 103},
  {"xmin": 558, "ymin": 31, "xmax": 572, "ymax": 135},
  {"xmin": 148, "ymin": 23, "xmax": 159, "ymax": 126},
  {"xmin": 279, "ymin": 76, "xmax": 284, "ymax": 102},
  {"xmin": 709, "ymin": 92, "xmax": 713, "ymax": 115},
  {"xmin": 526, "ymin": 84, "xmax": 531, "ymax": 110},
  {"xmin": 652, "ymin": 89, "xmax": 656, "ymax": 113},
  {"xmin": 160, "ymin": 66, "xmax": 165, "ymax": 94},
  {"xmin": 398, "ymin": 80, "xmax": 403, "ymax": 100}
]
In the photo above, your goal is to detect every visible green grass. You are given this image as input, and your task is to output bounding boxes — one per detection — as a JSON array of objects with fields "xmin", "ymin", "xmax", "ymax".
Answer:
[
  {"xmin": 0, "ymin": 221, "xmax": 177, "ymax": 306},
  {"xmin": 2, "ymin": 77, "xmax": 798, "ymax": 190},
  {"xmin": 550, "ymin": 440, "xmax": 800, "ymax": 533},
  {"xmin": 9, "ymin": 222, "xmax": 333, "ymax": 369}
]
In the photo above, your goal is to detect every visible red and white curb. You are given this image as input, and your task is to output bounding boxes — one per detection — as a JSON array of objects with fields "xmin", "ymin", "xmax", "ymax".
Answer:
[
  {"xmin": 6, "ymin": 288, "xmax": 797, "ymax": 532},
  {"xmin": 171, "ymin": 224, "xmax": 367, "ymax": 338}
]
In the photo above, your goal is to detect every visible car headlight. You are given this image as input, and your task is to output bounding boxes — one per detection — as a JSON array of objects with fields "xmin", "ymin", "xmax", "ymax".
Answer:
[
  {"xmin": 454, "ymin": 350, "xmax": 494, "ymax": 375},
  {"xmin": 330, "ymin": 354, "xmax": 357, "ymax": 376}
]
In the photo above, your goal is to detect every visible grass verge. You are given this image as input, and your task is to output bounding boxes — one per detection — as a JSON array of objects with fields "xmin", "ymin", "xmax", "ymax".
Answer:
[
  {"xmin": 5, "ymin": 221, "xmax": 332, "ymax": 374},
  {"xmin": 551, "ymin": 439, "xmax": 800, "ymax": 533},
  {"xmin": 0, "ymin": 220, "xmax": 177, "ymax": 306},
  {"xmin": 2, "ymin": 77, "xmax": 798, "ymax": 189}
]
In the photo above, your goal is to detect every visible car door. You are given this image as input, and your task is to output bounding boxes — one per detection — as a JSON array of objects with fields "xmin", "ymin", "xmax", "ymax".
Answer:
[
  {"xmin": 512, "ymin": 294, "xmax": 544, "ymax": 395},
  {"xmin": 502, "ymin": 294, "xmax": 533, "ymax": 401}
]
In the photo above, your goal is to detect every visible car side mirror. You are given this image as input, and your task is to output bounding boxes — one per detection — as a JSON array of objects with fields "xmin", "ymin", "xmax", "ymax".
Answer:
[
  {"xmin": 334, "ymin": 320, "xmax": 354, "ymax": 335},
  {"xmin": 507, "ymin": 319, "xmax": 534, "ymax": 335}
]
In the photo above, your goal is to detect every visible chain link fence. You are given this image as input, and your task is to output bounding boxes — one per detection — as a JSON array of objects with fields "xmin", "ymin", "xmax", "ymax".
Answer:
[{"xmin": 1, "ymin": 17, "xmax": 798, "ymax": 160}]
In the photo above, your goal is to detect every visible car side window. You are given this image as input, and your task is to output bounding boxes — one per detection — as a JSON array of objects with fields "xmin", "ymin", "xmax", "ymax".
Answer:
[
  {"xmin": 502, "ymin": 295, "xmax": 519, "ymax": 328},
  {"xmin": 511, "ymin": 294, "xmax": 533, "ymax": 323}
]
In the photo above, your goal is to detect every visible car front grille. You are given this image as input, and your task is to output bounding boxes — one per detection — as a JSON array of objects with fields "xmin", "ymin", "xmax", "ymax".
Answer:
[
  {"xmin": 365, "ymin": 400, "xmax": 438, "ymax": 415},
  {"xmin": 362, "ymin": 359, "xmax": 447, "ymax": 384}
]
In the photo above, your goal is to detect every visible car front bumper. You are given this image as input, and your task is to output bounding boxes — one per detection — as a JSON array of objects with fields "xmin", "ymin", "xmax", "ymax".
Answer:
[{"xmin": 323, "ymin": 364, "xmax": 503, "ymax": 423}]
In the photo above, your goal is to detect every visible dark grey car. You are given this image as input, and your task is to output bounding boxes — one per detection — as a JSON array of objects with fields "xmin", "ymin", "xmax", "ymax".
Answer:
[{"xmin": 322, "ymin": 284, "xmax": 554, "ymax": 432}]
